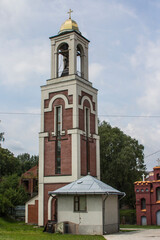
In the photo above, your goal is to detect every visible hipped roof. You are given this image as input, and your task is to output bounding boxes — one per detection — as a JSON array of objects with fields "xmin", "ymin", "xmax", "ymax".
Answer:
[{"xmin": 49, "ymin": 175, "xmax": 125, "ymax": 196}]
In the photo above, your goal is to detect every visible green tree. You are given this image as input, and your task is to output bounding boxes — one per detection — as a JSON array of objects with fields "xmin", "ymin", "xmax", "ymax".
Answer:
[
  {"xmin": 0, "ymin": 132, "xmax": 4, "ymax": 147},
  {"xmin": 0, "ymin": 148, "xmax": 21, "ymax": 177},
  {"xmin": 99, "ymin": 121, "xmax": 146, "ymax": 208},
  {"xmin": 0, "ymin": 174, "xmax": 28, "ymax": 216},
  {"xmin": 17, "ymin": 153, "xmax": 38, "ymax": 174}
]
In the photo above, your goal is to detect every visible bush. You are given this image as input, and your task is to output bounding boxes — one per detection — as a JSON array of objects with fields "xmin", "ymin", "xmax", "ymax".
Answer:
[{"xmin": 120, "ymin": 209, "xmax": 136, "ymax": 225}]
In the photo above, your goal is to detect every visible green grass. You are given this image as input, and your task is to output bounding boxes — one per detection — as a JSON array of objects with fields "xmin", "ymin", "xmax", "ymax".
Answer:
[
  {"xmin": 0, "ymin": 217, "xmax": 105, "ymax": 240},
  {"xmin": 120, "ymin": 224, "xmax": 160, "ymax": 229}
]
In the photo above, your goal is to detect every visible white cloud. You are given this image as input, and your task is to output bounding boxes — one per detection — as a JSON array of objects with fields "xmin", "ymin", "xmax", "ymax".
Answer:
[
  {"xmin": 89, "ymin": 63, "xmax": 105, "ymax": 84},
  {"xmin": 130, "ymin": 39, "xmax": 160, "ymax": 113},
  {"xmin": 0, "ymin": 39, "xmax": 50, "ymax": 87},
  {"xmin": 1, "ymin": 108, "xmax": 40, "ymax": 156}
]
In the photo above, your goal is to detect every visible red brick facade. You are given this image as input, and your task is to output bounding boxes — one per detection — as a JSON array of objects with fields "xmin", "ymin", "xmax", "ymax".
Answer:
[
  {"xmin": 28, "ymin": 200, "xmax": 38, "ymax": 224},
  {"xmin": 134, "ymin": 166, "xmax": 160, "ymax": 225},
  {"xmin": 21, "ymin": 165, "xmax": 38, "ymax": 197}
]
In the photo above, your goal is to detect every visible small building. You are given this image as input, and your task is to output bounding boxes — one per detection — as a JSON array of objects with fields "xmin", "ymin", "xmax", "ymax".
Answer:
[
  {"xmin": 49, "ymin": 175, "xmax": 125, "ymax": 235},
  {"xmin": 21, "ymin": 165, "xmax": 38, "ymax": 197},
  {"xmin": 134, "ymin": 164, "xmax": 160, "ymax": 225}
]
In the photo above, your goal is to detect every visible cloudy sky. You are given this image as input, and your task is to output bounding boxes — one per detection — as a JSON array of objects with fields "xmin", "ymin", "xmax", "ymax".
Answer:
[{"xmin": 0, "ymin": 0, "xmax": 160, "ymax": 170}]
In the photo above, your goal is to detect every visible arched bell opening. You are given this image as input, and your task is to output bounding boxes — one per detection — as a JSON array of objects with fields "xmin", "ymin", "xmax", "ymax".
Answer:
[
  {"xmin": 57, "ymin": 43, "xmax": 69, "ymax": 77},
  {"xmin": 77, "ymin": 44, "xmax": 84, "ymax": 78}
]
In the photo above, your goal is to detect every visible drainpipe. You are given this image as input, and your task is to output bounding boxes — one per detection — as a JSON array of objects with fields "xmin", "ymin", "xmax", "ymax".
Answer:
[
  {"xmin": 118, "ymin": 193, "xmax": 126, "ymax": 231},
  {"xmin": 103, "ymin": 193, "xmax": 109, "ymax": 235}
]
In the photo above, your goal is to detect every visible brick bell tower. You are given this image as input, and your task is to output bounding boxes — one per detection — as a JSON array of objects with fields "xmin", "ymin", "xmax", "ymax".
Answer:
[{"xmin": 38, "ymin": 10, "xmax": 100, "ymax": 226}]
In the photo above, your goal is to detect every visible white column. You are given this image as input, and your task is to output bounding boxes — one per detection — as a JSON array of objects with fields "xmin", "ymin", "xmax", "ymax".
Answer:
[
  {"xmin": 38, "ymin": 134, "xmax": 46, "ymax": 226},
  {"xmin": 68, "ymin": 129, "xmax": 82, "ymax": 179}
]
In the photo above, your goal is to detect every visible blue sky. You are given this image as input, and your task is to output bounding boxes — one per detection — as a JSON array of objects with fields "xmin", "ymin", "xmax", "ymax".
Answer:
[{"xmin": 0, "ymin": 0, "xmax": 160, "ymax": 170}]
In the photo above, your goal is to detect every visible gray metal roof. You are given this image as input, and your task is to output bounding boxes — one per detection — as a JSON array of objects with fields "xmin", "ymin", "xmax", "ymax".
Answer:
[{"xmin": 49, "ymin": 175, "xmax": 124, "ymax": 196}]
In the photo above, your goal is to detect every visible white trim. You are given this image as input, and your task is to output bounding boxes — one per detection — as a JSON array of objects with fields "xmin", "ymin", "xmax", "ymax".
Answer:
[
  {"xmin": 68, "ymin": 129, "xmax": 84, "ymax": 135},
  {"xmin": 92, "ymin": 134, "xmax": 100, "ymax": 140},
  {"xmin": 39, "ymin": 132, "xmax": 49, "ymax": 138},
  {"xmin": 44, "ymin": 176, "xmax": 76, "ymax": 184},
  {"xmin": 48, "ymin": 196, "xmax": 53, "ymax": 221},
  {"xmin": 38, "ymin": 183, "xmax": 44, "ymax": 226},
  {"xmin": 79, "ymin": 95, "xmax": 95, "ymax": 114},
  {"xmin": 96, "ymin": 138, "xmax": 100, "ymax": 180},
  {"xmin": 44, "ymin": 94, "xmax": 73, "ymax": 112}
]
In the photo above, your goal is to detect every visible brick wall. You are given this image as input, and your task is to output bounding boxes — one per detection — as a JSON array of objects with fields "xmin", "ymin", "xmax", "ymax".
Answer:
[
  {"xmin": 28, "ymin": 200, "xmax": 38, "ymax": 224},
  {"xmin": 135, "ymin": 166, "xmax": 160, "ymax": 225}
]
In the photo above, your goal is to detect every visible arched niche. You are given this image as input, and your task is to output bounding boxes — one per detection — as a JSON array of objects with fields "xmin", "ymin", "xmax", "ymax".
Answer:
[
  {"xmin": 57, "ymin": 43, "xmax": 69, "ymax": 77},
  {"xmin": 141, "ymin": 198, "xmax": 146, "ymax": 210},
  {"xmin": 156, "ymin": 187, "xmax": 160, "ymax": 201},
  {"xmin": 77, "ymin": 44, "xmax": 84, "ymax": 78}
]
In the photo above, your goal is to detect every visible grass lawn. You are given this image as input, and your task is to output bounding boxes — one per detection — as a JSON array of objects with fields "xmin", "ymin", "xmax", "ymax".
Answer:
[
  {"xmin": 0, "ymin": 217, "xmax": 105, "ymax": 240},
  {"xmin": 120, "ymin": 224, "xmax": 160, "ymax": 229}
]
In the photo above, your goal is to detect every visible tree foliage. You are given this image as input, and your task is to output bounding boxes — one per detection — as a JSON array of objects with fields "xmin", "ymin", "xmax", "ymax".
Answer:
[
  {"xmin": 0, "ymin": 148, "xmax": 21, "ymax": 177},
  {"xmin": 0, "ymin": 148, "xmax": 38, "ymax": 216},
  {"xmin": 0, "ymin": 174, "xmax": 28, "ymax": 216},
  {"xmin": 17, "ymin": 153, "xmax": 38, "ymax": 174},
  {"xmin": 0, "ymin": 150, "xmax": 39, "ymax": 178},
  {"xmin": 99, "ymin": 121, "xmax": 146, "ymax": 208},
  {"xmin": 0, "ymin": 132, "xmax": 4, "ymax": 147}
]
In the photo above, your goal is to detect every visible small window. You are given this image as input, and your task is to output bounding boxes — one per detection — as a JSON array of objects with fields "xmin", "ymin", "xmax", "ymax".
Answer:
[
  {"xmin": 157, "ymin": 173, "xmax": 160, "ymax": 180},
  {"xmin": 156, "ymin": 187, "xmax": 160, "ymax": 201},
  {"xmin": 136, "ymin": 189, "xmax": 139, "ymax": 192},
  {"xmin": 55, "ymin": 106, "xmax": 62, "ymax": 174},
  {"xmin": 74, "ymin": 196, "xmax": 86, "ymax": 212},
  {"xmin": 141, "ymin": 198, "xmax": 146, "ymax": 210},
  {"xmin": 141, "ymin": 189, "xmax": 144, "ymax": 192},
  {"xmin": 146, "ymin": 188, "xmax": 149, "ymax": 192}
]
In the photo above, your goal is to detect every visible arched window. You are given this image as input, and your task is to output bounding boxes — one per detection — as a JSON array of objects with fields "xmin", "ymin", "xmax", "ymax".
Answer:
[
  {"xmin": 77, "ymin": 44, "xmax": 84, "ymax": 78},
  {"xmin": 157, "ymin": 173, "xmax": 160, "ymax": 180},
  {"xmin": 157, "ymin": 210, "xmax": 160, "ymax": 225},
  {"xmin": 156, "ymin": 187, "xmax": 160, "ymax": 201},
  {"xmin": 141, "ymin": 198, "xmax": 146, "ymax": 210},
  {"xmin": 57, "ymin": 43, "xmax": 69, "ymax": 77}
]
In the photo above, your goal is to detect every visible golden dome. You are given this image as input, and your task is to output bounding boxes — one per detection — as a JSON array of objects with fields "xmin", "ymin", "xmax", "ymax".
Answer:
[{"xmin": 59, "ymin": 18, "xmax": 81, "ymax": 34}]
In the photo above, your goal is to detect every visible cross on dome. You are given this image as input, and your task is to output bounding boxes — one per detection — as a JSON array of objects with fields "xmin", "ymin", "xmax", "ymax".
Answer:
[
  {"xmin": 67, "ymin": 9, "xmax": 73, "ymax": 19},
  {"xmin": 142, "ymin": 173, "xmax": 145, "ymax": 181}
]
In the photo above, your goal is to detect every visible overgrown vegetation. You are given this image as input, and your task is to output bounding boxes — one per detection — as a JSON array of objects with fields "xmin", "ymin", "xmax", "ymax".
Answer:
[
  {"xmin": 0, "ymin": 139, "xmax": 38, "ymax": 216},
  {"xmin": 120, "ymin": 209, "xmax": 136, "ymax": 225},
  {"xmin": 0, "ymin": 217, "xmax": 105, "ymax": 240}
]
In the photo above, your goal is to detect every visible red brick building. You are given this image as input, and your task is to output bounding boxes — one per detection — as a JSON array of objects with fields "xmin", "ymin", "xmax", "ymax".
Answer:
[
  {"xmin": 21, "ymin": 165, "xmax": 38, "ymax": 197},
  {"xmin": 25, "ymin": 12, "xmax": 100, "ymax": 226},
  {"xmin": 134, "ymin": 166, "xmax": 160, "ymax": 225}
]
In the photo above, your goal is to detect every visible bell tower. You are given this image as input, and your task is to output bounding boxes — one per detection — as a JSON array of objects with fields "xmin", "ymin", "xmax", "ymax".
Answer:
[{"xmin": 38, "ymin": 11, "xmax": 100, "ymax": 226}]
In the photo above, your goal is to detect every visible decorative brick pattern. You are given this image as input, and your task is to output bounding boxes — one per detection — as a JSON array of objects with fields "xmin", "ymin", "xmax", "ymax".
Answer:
[{"xmin": 135, "ymin": 166, "xmax": 160, "ymax": 225}]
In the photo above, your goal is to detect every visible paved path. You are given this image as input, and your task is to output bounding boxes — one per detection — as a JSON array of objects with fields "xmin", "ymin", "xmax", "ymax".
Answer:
[{"xmin": 103, "ymin": 229, "xmax": 160, "ymax": 240}]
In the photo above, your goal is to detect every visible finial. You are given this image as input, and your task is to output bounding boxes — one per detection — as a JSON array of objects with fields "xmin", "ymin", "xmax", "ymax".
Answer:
[
  {"xmin": 157, "ymin": 158, "xmax": 160, "ymax": 166},
  {"xmin": 67, "ymin": 9, "xmax": 73, "ymax": 19},
  {"xmin": 142, "ymin": 173, "xmax": 145, "ymax": 181}
]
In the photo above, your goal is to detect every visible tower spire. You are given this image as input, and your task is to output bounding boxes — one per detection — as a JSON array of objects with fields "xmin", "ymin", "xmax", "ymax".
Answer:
[{"xmin": 67, "ymin": 9, "xmax": 73, "ymax": 19}]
